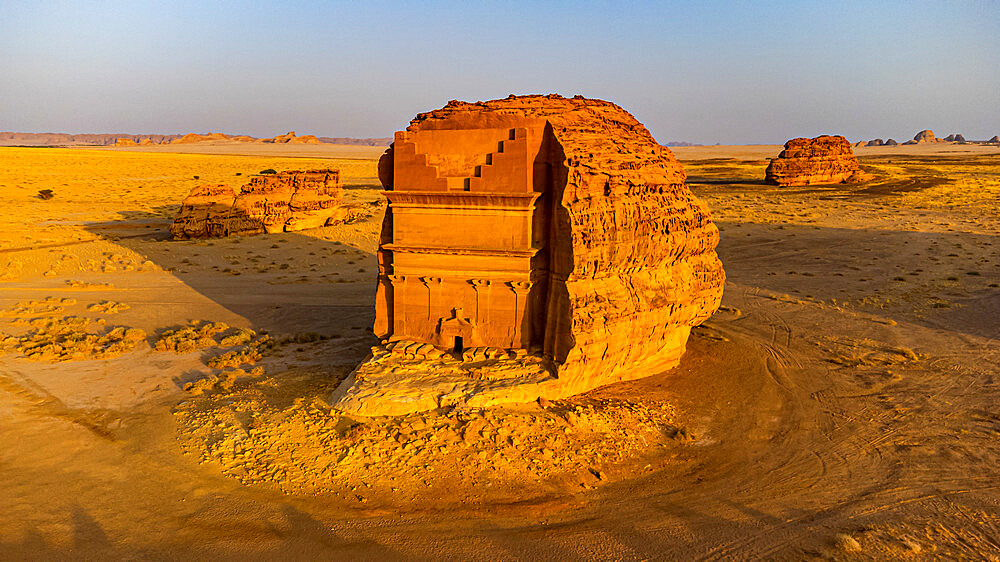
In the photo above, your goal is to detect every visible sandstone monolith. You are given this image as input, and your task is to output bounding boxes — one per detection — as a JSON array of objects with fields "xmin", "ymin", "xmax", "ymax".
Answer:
[
  {"xmin": 330, "ymin": 94, "xmax": 725, "ymax": 416},
  {"xmin": 170, "ymin": 169, "xmax": 352, "ymax": 239},
  {"xmin": 765, "ymin": 135, "xmax": 870, "ymax": 186}
]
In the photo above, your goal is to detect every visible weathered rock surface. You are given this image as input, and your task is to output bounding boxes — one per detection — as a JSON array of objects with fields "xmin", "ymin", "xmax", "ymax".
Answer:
[
  {"xmin": 884, "ymin": 138, "xmax": 898, "ymax": 146},
  {"xmin": 765, "ymin": 135, "xmax": 870, "ymax": 186},
  {"xmin": 332, "ymin": 94, "xmax": 725, "ymax": 416},
  {"xmin": 114, "ymin": 138, "xmax": 138, "ymax": 147},
  {"xmin": 913, "ymin": 130, "xmax": 941, "ymax": 144},
  {"xmin": 170, "ymin": 169, "xmax": 352, "ymax": 239},
  {"xmin": 866, "ymin": 138, "xmax": 885, "ymax": 147},
  {"xmin": 989, "ymin": 136, "xmax": 1000, "ymax": 144}
]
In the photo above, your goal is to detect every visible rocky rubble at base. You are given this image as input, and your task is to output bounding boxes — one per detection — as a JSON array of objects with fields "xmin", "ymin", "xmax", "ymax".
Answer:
[
  {"xmin": 174, "ymin": 373, "xmax": 688, "ymax": 501},
  {"xmin": 765, "ymin": 135, "xmax": 871, "ymax": 186}
]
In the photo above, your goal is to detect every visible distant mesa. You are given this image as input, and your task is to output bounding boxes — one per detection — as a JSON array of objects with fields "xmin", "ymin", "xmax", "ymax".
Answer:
[
  {"xmin": 0, "ymin": 131, "xmax": 390, "ymax": 147},
  {"xmin": 765, "ymin": 135, "xmax": 872, "ymax": 186},
  {"xmin": 170, "ymin": 169, "xmax": 362, "ymax": 239},
  {"xmin": 330, "ymin": 94, "xmax": 725, "ymax": 416}
]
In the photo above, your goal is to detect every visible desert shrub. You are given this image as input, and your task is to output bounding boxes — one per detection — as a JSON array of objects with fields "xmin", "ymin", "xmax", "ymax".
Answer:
[
  {"xmin": 155, "ymin": 321, "xmax": 230, "ymax": 352},
  {"xmin": 259, "ymin": 169, "xmax": 277, "ymax": 175}
]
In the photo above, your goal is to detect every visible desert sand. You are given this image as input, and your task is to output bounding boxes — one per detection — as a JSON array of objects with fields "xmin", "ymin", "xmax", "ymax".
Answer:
[{"xmin": 1, "ymin": 142, "xmax": 999, "ymax": 559}]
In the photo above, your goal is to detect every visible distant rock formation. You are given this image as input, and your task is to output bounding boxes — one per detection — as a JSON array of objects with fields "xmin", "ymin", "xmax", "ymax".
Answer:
[
  {"xmin": 0, "ymin": 131, "xmax": 390, "ymax": 147},
  {"xmin": 866, "ymin": 138, "xmax": 885, "ymax": 147},
  {"xmin": 913, "ymin": 130, "xmax": 941, "ymax": 144},
  {"xmin": 114, "ymin": 138, "xmax": 138, "ymax": 147},
  {"xmin": 989, "ymin": 136, "xmax": 1000, "ymax": 144},
  {"xmin": 170, "ymin": 169, "xmax": 354, "ymax": 239},
  {"xmin": 943, "ymin": 134, "xmax": 967, "ymax": 143},
  {"xmin": 262, "ymin": 131, "xmax": 323, "ymax": 144},
  {"xmin": 331, "ymin": 94, "xmax": 725, "ymax": 416},
  {"xmin": 170, "ymin": 132, "xmax": 231, "ymax": 144},
  {"xmin": 884, "ymin": 139, "xmax": 898, "ymax": 146},
  {"xmin": 765, "ymin": 135, "xmax": 871, "ymax": 186},
  {"xmin": 317, "ymin": 137, "xmax": 393, "ymax": 146},
  {"xmin": 0, "ymin": 132, "xmax": 181, "ymax": 146}
]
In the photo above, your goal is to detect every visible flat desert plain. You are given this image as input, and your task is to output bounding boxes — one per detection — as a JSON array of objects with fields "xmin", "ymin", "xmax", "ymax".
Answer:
[{"xmin": 1, "ymin": 143, "xmax": 999, "ymax": 559}]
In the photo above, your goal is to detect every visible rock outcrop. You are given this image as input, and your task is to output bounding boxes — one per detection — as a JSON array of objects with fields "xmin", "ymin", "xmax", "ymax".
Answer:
[
  {"xmin": 765, "ymin": 135, "xmax": 870, "ymax": 186},
  {"xmin": 170, "ymin": 132, "xmax": 231, "ymax": 144},
  {"xmin": 114, "ymin": 138, "xmax": 138, "ymax": 147},
  {"xmin": 866, "ymin": 138, "xmax": 885, "ymax": 147},
  {"xmin": 884, "ymin": 138, "xmax": 898, "ymax": 146},
  {"xmin": 170, "ymin": 169, "xmax": 352, "ymax": 239},
  {"xmin": 989, "ymin": 136, "xmax": 1000, "ymax": 144},
  {"xmin": 913, "ymin": 130, "xmax": 941, "ymax": 144},
  {"xmin": 331, "ymin": 94, "xmax": 725, "ymax": 416}
]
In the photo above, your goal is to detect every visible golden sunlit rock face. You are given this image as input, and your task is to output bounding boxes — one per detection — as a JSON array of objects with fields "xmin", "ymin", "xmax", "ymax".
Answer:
[
  {"xmin": 765, "ymin": 135, "xmax": 872, "ymax": 186},
  {"xmin": 332, "ymin": 94, "xmax": 725, "ymax": 416},
  {"xmin": 170, "ymin": 169, "xmax": 350, "ymax": 238}
]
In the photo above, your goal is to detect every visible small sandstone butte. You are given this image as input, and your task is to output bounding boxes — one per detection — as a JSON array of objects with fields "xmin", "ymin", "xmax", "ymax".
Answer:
[
  {"xmin": 331, "ymin": 94, "xmax": 725, "ymax": 416},
  {"xmin": 170, "ymin": 169, "xmax": 348, "ymax": 239},
  {"xmin": 913, "ymin": 129, "xmax": 941, "ymax": 144},
  {"xmin": 765, "ymin": 135, "xmax": 870, "ymax": 186}
]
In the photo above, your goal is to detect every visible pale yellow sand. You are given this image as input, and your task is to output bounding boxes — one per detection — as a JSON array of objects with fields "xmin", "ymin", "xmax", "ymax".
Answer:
[{"xmin": 1, "ymin": 145, "xmax": 999, "ymax": 558}]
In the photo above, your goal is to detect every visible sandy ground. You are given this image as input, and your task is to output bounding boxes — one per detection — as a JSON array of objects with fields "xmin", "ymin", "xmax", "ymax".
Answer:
[{"xmin": 1, "ymin": 144, "xmax": 999, "ymax": 559}]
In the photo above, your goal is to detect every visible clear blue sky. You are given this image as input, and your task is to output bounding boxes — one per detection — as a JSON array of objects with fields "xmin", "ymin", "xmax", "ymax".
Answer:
[{"xmin": 1, "ymin": 1, "xmax": 997, "ymax": 144}]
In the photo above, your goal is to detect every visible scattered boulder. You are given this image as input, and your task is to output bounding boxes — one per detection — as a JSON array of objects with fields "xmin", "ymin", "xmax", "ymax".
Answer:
[
  {"xmin": 169, "ymin": 170, "xmax": 354, "ymax": 239},
  {"xmin": 332, "ymin": 94, "xmax": 725, "ymax": 416},
  {"xmin": 37, "ymin": 189, "xmax": 54, "ymax": 200},
  {"xmin": 765, "ymin": 135, "xmax": 871, "ymax": 186}
]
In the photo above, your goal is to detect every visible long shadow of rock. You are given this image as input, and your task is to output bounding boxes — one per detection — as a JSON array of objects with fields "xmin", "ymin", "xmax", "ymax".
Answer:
[{"xmin": 82, "ymin": 212, "xmax": 381, "ymax": 347}]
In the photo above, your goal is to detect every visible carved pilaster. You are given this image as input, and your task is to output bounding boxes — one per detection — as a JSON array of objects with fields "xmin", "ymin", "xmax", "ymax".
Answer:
[
  {"xmin": 388, "ymin": 274, "xmax": 406, "ymax": 335},
  {"xmin": 506, "ymin": 281, "xmax": 534, "ymax": 348},
  {"xmin": 420, "ymin": 276, "xmax": 442, "ymax": 319}
]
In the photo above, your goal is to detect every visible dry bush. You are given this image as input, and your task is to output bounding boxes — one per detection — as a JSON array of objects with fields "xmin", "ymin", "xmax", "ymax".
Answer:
[
  {"xmin": 154, "ymin": 321, "xmax": 230, "ymax": 353},
  {"xmin": 5, "ymin": 316, "xmax": 146, "ymax": 362}
]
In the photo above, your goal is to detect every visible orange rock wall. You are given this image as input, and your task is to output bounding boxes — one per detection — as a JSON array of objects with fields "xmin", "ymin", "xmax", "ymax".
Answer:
[
  {"xmin": 764, "ymin": 135, "xmax": 863, "ymax": 186},
  {"xmin": 170, "ymin": 169, "xmax": 343, "ymax": 239},
  {"xmin": 373, "ymin": 95, "xmax": 725, "ymax": 391}
]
